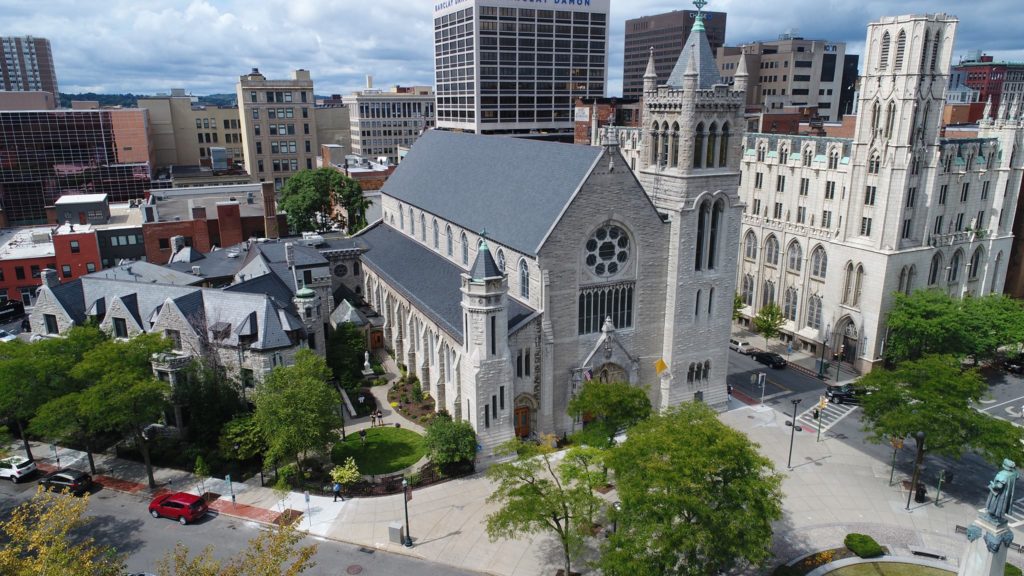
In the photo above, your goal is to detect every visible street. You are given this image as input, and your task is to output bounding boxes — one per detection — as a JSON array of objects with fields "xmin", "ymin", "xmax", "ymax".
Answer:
[{"xmin": 0, "ymin": 479, "xmax": 481, "ymax": 576}]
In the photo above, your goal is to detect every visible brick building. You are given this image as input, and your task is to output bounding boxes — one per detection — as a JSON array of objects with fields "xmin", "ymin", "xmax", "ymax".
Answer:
[
  {"xmin": 572, "ymin": 97, "xmax": 641, "ymax": 145},
  {"xmin": 0, "ymin": 223, "xmax": 102, "ymax": 305}
]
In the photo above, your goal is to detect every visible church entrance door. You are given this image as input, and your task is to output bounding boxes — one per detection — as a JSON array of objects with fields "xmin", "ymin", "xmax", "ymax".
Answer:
[{"xmin": 514, "ymin": 407, "xmax": 530, "ymax": 438}]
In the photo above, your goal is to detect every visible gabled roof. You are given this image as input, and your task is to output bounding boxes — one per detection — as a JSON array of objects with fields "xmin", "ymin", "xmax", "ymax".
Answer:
[
  {"xmin": 380, "ymin": 130, "xmax": 602, "ymax": 255},
  {"xmin": 355, "ymin": 223, "xmax": 534, "ymax": 344},
  {"xmin": 666, "ymin": 16, "xmax": 722, "ymax": 89},
  {"xmin": 50, "ymin": 280, "xmax": 86, "ymax": 324},
  {"xmin": 330, "ymin": 300, "xmax": 367, "ymax": 327}
]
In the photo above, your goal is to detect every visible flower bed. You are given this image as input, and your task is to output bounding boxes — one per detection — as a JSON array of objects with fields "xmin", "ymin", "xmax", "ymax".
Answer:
[{"xmin": 387, "ymin": 376, "xmax": 436, "ymax": 424}]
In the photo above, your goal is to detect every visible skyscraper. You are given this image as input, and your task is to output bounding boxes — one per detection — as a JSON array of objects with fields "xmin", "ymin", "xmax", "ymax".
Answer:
[
  {"xmin": 0, "ymin": 36, "xmax": 58, "ymax": 95},
  {"xmin": 433, "ymin": 0, "xmax": 610, "ymax": 140},
  {"xmin": 237, "ymin": 68, "xmax": 318, "ymax": 190},
  {"xmin": 622, "ymin": 9, "xmax": 726, "ymax": 100}
]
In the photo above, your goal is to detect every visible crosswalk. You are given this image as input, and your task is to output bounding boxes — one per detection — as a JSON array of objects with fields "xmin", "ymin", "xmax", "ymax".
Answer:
[{"xmin": 796, "ymin": 401, "xmax": 859, "ymax": 436}]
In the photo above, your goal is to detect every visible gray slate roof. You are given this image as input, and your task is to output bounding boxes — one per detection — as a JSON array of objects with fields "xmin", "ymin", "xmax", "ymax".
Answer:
[
  {"xmin": 90, "ymin": 261, "xmax": 203, "ymax": 286},
  {"xmin": 381, "ymin": 130, "xmax": 602, "ymax": 255},
  {"xmin": 470, "ymin": 241, "xmax": 503, "ymax": 281},
  {"xmin": 666, "ymin": 21, "xmax": 722, "ymax": 89},
  {"xmin": 164, "ymin": 240, "xmax": 325, "ymax": 288},
  {"xmin": 355, "ymin": 223, "xmax": 535, "ymax": 344}
]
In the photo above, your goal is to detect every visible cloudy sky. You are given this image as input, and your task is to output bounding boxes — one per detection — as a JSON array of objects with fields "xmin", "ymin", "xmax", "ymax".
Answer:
[{"xmin": 4, "ymin": 0, "xmax": 1024, "ymax": 97}]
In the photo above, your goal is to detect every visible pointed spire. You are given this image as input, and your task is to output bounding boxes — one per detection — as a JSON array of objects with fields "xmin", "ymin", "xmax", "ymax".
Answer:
[
  {"xmin": 469, "ymin": 237, "xmax": 503, "ymax": 281},
  {"xmin": 665, "ymin": 0, "xmax": 721, "ymax": 89},
  {"xmin": 734, "ymin": 53, "xmax": 749, "ymax": 92},
  {"xmin": 643, "ymin": 47, "xmax": 657, "ymax": 80}
]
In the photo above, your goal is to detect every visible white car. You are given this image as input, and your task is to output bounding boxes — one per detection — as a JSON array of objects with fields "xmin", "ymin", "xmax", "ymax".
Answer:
[
  {"xmin": 0, "ymin": 456, "xmax": 37, "ymax": 482},
  {"xmin": 0, "ymin": 329, "xmax": 17, "ymax": 343}
]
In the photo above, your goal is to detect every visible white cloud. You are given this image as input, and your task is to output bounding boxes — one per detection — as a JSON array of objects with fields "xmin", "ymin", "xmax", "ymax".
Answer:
[{"xmin": 2, "ymin": 0, "xmax": 1022, "ymax": 96}]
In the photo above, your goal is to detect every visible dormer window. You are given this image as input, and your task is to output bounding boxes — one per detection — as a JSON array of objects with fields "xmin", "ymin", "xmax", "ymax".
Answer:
[{"xmin": 113, "ymin": 317, "xmax": 128, "ymax": 338}]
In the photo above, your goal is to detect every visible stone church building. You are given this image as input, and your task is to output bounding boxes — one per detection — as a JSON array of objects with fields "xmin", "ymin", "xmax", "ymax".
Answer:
[{"xmin": 346, "ymin": 12, "xmax": 745, "ymax": 456}]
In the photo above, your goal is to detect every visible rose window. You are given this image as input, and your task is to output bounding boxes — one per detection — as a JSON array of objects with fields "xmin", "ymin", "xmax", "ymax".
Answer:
[{"xmin": 584, "ymin": 225, "xmax": 629, "ymax": 277}]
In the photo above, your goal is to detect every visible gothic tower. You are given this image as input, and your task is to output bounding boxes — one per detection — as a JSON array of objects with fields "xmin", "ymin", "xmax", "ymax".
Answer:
[
  {"xmin": 294, "ymin": 282, "xmax": 325, "ymax": 356},
  {"xmin": 460, "ymin": 239, "xmax": 514, "ymax": 456},
  {"xmin": 636, "ymin": 2, "xmax": 746, "ymax": 410}
]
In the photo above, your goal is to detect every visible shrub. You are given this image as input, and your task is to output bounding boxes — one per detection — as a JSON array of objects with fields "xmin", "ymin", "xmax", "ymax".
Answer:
[
  {"xmin": 1007, "ymin": 565, "xmax": 1023, "ymax": 576},
  {"xmin": 404, "ymin": 470, "xmax": 422, "ymax": 487},
  {"xmin": 371, "ymin": 363, "xmax": 385, "ymax": 375},
  {"xmin": 412, "ymin": 383, "xmax": 424, "ymax": 403},
  {"xmin": 278, "ymin": 463, "xmax": 300, "ymax": 487},
  {"xmin": 844, "ymin": 533, "xmax": 884, "ymax": 558},
  {"xmin": 424, "ymin": 417, "xmax": 477, "ymax": 466}
]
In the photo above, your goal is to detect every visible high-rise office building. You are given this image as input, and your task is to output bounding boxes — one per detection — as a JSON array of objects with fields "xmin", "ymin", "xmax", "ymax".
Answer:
[
  {"xmin": 0, "ymin": 36, "xmax": 58, "ymax": 95},
  {"xmin": 622, "ymin": 9, "xmax": 727, "ymax": 100},
  {"xmin": 717, "ymin": 36, "xmax": 859, "ymax": 121},
  {"xmin": 139, "ymin": 89, "xmax": 244, "ymax": 169},
  {"xmin": 433, "ymin": 0, "xmax": 609, "ymax": 139},
  {"xmin": 344, "ymin": 84, "xmax": 434, "ymax": 164},
  {"xmin": 237, "ymin": 69, "xmax": 318, "ymax": 189},
  {"xmin": 0, "ymin": 109, "xmax": 153, "ymax": 225}
]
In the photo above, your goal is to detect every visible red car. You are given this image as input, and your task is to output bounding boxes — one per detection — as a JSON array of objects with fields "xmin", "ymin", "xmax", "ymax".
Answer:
[{"xmin": 148, "ymin": 492, "xmax": 208, "ymax": 525}]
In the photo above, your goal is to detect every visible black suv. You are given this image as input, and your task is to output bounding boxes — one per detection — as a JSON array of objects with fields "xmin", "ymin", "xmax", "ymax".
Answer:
[
  {"xmin": 825, "ymin": 383, "xmax": 869, "ymax": 405},
  {"xmin": 39, "ymin": 469, "xmax": 93, "ymax": 496},
  {"xmin": 751, "ymin": 351, "xmax": 787, "ymax": 369},
  {"xmin": 0, "ymin": 300, "xmax": 25, "ymax": 323}
]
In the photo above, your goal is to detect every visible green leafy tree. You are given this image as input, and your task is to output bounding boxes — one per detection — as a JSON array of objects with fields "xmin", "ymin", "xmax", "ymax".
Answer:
[
  {"xmin": 0, "ymin": 487, "xmax": 125, "ymax": 576},
  {"xmin": 600, "ymin": 403, "xmax": 783, "ymax": 576},
  {"xmin": 326, "ymin": 323, "xmax": 368, "ymax": 391},
  {"xmin": 486, "ymin": 439, "xmax": 604, "ymax": 576},
  {"xmin": 567, "ymin": 380, "xmax": 651, "ymax": 447},
  {"xmin": 173, "ymin": 360, "xmax": 244, "ymax": 448},
  {"xmin": 329, "ymin": 457, "xmax": 361, "ymax": 495},
  {"xmin": 278, "ymin": 168, "xmax": 346, "ymax": 233},
  {"xmin": 194, "ymin": 455, "xmax": 211, "ymax": 496},
  {"xmin": 156, "ymin": 521, "xmax": 316, "ymax": 576},
  {"xmin": 218, "ymin": 414, "xmax": 268, "ymax": 463},
  {"xmin": 254, "ymin": 350, "xmax": 342, "ymax": 470},
  {"xmin": 753, "ymin": 301, "xmax": 785, "ymax": 350},
  {"xmin": 30, "ymin": 392, "xmax": 103, "ymax": 475},
  {"xmin": 423, "ymin": 414, "xmax": 477, "ymax": 467},
  {"xmin": 336, "ymin": 176, "xmax": 371, "ymax": 233},
  {"xmin": 885, "ymin": 290, "xmax": 1024, "ymax": 364},
  {"xmin": 0, "ymin": 326, "xmax": 106, "ymax": 460},
  {"xmin": 733, "ymin": 292, "xmax": 745, "ymax": 321},
  {"xmin": 858, "ymin": 354, "xmax": 1024, "ymax": 465}
]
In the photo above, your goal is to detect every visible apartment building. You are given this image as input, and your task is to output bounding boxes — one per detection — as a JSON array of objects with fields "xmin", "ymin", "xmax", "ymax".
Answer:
[
  {"xmin": 344, "ymin": 84, "xmax": 434, "ymax": 165},
  {"xmin": 0, "ymin": 36, "xmax": 58, "ymax": 95}
]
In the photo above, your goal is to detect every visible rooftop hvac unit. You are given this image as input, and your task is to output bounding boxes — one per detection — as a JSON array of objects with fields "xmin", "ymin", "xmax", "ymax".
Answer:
[{"xmin": 191, "ymin": 265, "xmax": 201, "ymax": 275}]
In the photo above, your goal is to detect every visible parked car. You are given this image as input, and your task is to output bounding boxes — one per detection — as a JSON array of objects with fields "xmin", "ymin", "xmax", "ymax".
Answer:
[
  {"xmin": 824, "ymin": 383, "xmax": 872, "ymax": 405},
  {"xmin": 729, "ymin": 339, "xmax": 751, "ymax": 355},
  {"xmin": 0, "ymin": 456, "xmax": 37, "ymax": 483},
  {"xmin": 751, "ymin": 351, "xmax": 787, "ymax": 368},
  {"xmin": 0, "ymin": 329, "xmax": 17, "ymax": 343},
  {"xmin": 0, "ymin": 300, "xmax": 25, "ymax": 323},
  {"xmin": 39, "ymin": 469, "xmax": 92, "ymax": 495},
  {"xmin": 149, "ymin": 492, "xmax": 208, "ymax": 525}
]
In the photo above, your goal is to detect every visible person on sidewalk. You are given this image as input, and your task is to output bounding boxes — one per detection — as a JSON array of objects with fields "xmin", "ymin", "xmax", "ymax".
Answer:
[
  {"xmin": 370, "ymin": 412, "xmax": 376, "ymax": 428},
  {"xmin": 375, "ymin": 409, "xmax": 383, "ymax": 426},
  {"xmin": 333, "ymin": 481, "xmax": 342, "ymax": 502}
]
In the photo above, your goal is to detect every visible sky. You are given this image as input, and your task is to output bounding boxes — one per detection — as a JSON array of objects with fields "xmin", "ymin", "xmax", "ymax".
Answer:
[{"xmin": 4, "ymin": 0, "xmax": 1024, "ymax": 97}]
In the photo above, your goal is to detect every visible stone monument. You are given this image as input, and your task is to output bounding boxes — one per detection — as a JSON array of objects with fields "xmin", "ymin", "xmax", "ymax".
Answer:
[
  {"xmin": 958, "ymin": 459, "xmax": 1017, "ymax": 576},
  {"xmin": 362, "ymin": 351, "xmax": 375, "ymax": 378}
]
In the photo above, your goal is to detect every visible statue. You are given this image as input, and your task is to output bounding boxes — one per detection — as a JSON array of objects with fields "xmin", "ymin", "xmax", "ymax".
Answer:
[
  {"xmin": 364, "ymin": 351, "xmax": 371, "ymax": 372},
  {"xmin": 983, "ymin": 459, "xmax": 1018, "ymax": 523}
]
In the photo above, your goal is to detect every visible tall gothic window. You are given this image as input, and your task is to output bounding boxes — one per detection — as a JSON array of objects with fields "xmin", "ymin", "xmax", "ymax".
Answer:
[
  {"xmin": 842, "ymin": 262, "xmax": 855, "ymax": 304},
  {"xmin": 787, "ymin": 241, "xmax": 803, "ymax": 272},
  {"xmin": 764, "ymin": 236, "xmax": 780, "ymax": 266},
  {"xmin": 948, "ymin": 250, "xmax": 962, "ymax": 283},
  {"xmin": 706, "ymin": 123, "xmax": 718, "ymax": 168},
  {"xmin": 461, "ymin": 232, "xmax": 469, "ymax": 264},
  {"xmin": 744, "ymin": 231, "xmax": 758, "ymax": 259},
  {"xmin": 970, "ymin": 247, "xmax": 983, "ymax": 280},
  {"xmin": 519, "ymin": 259, "xmax": 530, "ymax": 299},
  {"xmin": 670, "ymin": 122, "xmax": 680, "ymax": 167},
  {"xmin": 578, "ymin": 284, "xmax": 634, "ymax": 334},
  {"xmin": 694, "ymin": 123, "xmax": 706, "ymax": 168},
  {"xmin": 853, "ymin": 265, "xmax": 865, "ymax": 306},
  {"xmin": 884, "ymin": 101, "xmax": 896, "ymax": 139},
  {"xmin": 919, "ymin": 30, "xmax": 931, "ymax": 73},
  {"xmin": 695, "ymin": 201, "xmax": 708, "ymax": 270},
  {"xmin": 742, "ymin": 274, "xmax": 755, "ymax": 306},
  {"xmin": 894, "ymin": 30, "xmax": 907, "ymax": 70},
  {"xmin": 828, "ymin": 149, "xmax": 839, "ymax": 169},
  {"xmin": 761, "ymin": 280, "xmax": 776, "ymax": 307},
  {"xmin": 783, "ymin": 287, "xmax": 799, "ymax": 321},
  {"xmin": 446, "ymin": 225, "xmax": 453, "ymax": 256},
  {"xmin": 928, "ymin": 253, "xmax": 943, "ymax": 285},
  {"xmin": 806, "ymin": 295, "xmax": 822, "ymax": 329},
  {"xmin": 718, "ymin": 123, "xmax": 729, "ymax": 167},
  {"xmin": 811, "ymin": 246, "xmax": 828, "ymax": 278},
  {"xmin": 420, "ymin": 214, "xmax": 426, "ymax": 241},
  {"xmin": 433, "ymin": 219, "xmax": 439, "ymax": 249},
  {"xmin": 879, "ymin": 31, "xmax": 891, "ymax": 70},
  {"xmin": 707, "ymin": 200, "xmax": 723, "ymax": 269},
  {"xmin": 871, "ymin": 100, "xmax": 881, "ymax": 132},
  {"xmin": 660, "ymin": 122, "xmax": 670, "ymax": 166}
]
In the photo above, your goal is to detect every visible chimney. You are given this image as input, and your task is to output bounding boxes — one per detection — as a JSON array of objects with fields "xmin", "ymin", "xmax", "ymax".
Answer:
[
  {"xmin": 171, "ymin": 235, "xmax": 186, "ymax": 253},
  {"xmin": 41, "ymin": 268, "xmax": 60, "ymax": 288},
  {"xmin": 285, "ymin": 242, "xmax": 295, "ymax": 268}
]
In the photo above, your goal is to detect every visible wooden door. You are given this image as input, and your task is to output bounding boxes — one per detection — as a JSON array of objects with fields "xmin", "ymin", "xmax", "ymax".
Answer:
[{"xmin": 514, "ymin": 406, "xmax": 530, "ymax": 438}]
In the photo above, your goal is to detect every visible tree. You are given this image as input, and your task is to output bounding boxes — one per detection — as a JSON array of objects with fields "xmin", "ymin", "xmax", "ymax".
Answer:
[
  {"xmin": 0, "ymin": 487, "xmax": 125, "ymax": 576},
  {"xmin": 254, "ymin": 350, "xmax": 342, "ymax": 470},
  {"xmin": 858, "ymin": 354, "xmax": 1024, "ymax": 465},
  {"xmin": 326, "ymin": 323, "xmax": 368, "ymax": 391},
  {"xmin": 278, "ymin": 168, "xmax": 347, "ymax": 233},
  {"xmin": 194, "ymin": 455, "xmax": 211, "ymax": 496},
  {"xmin": 423, "ymin": 414, "xmax": 477, "ymax": 467},
  {"xmin": 733, "ymin": 292, "xmax": 745, "ymax": 321},
  {"xmin": 486, "ymin": 439, "xmax": 604, "ymax": 576},
  {"xmin": 218, "ymin": 414, "xmax": 268, "ymax": 463},
  {"xmin": 600, "ymin": 403, "xmax": 783, "ymax": 576},
  {"xmin": 335, "ymin": 176, "xmax": 371, "ymax": 233},
  {"xmin": 173, "ymin": 360, "xmax": 244, "ymax": 448},
  {"xmin": 30, "ymin": 392, "xmax": 103, "ymax": 475},
  {"xmin": 753, "ymin": 301, "xmax": 784, "ymax": 349},
  {"xmin": 0, "ymin": 326, "xmax": 106, "ymax": 460},
  {"xmin": 567, "ymin": 380, "xmax": 651, "ymax": 447},
  {"xmin": 884, "ymin": 290, "xmax": 1024, "ymax": 364},
  {"xmin": 329, "ymin": 457, "xmax": 361, "ymax": 495},
  {"xmin": 156, "ymin": 521, "xmax": 317, "ymax": 576}
]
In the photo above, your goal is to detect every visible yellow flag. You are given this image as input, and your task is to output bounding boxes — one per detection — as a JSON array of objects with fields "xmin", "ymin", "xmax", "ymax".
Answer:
[{"xmin": 654, "ymin": 358, "xmax": 668, "ymax": 374}]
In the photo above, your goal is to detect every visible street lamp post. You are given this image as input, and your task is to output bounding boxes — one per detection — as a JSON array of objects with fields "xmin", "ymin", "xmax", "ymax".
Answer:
[
  {"xmin": 905, "ymin": 431, "xmax": 926, "ymax": 510},
  {"xmin": 817, "ymin": 323, "xmax": 831, "ymax": 379},
  {"xmin": 402, "ymin": 478, "xmax": 413, "ymax": 547},
  {"xmin": 787, "ymin": 398, "xmax": 803, "ymax": 469},
  {"xmin": 612, "ymin": 501, "xmax": 622, "ymax": 534}
]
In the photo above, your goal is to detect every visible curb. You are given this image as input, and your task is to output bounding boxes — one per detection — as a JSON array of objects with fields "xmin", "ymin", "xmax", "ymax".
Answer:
[{"xmin": 804, "ymin": 554, "xmax": 957, "ymax": 576}]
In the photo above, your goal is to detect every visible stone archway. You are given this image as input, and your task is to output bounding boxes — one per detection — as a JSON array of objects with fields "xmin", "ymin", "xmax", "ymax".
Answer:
[
  {"xmin": 596, "ymin": 362, "xmax": 627, "ymax": 384},
  {"xmin": 514, "ymin": 394, "xmax": 538, "ymax": 439},
  {"xmin": 834, "ymin": 316, "xmax": 859, "ymax": 364}
]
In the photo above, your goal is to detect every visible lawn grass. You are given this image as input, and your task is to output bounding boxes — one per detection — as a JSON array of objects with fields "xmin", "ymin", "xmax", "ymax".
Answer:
[
  {"xmin": 331, "ymin": 426, "xmax": 425, "ymax": 476},
  {"xmin": 827, "ymin": 564, "xmax": 952, "ymax": 576}
]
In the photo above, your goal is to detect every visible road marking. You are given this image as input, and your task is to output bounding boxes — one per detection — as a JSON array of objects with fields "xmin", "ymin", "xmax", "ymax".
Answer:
[
  {"xmin": 797, "ymin": 402, "xmax": 858, "ymax": 435},
  {"xmin": 979, "ymin": 395, "xmax": 1024, "ymax": 413}
]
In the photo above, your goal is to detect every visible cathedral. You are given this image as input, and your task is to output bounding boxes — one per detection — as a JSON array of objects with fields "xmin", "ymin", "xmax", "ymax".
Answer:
[{"xmin": 347, "ymin": 10, "xmax": 744, "ymax": 456}]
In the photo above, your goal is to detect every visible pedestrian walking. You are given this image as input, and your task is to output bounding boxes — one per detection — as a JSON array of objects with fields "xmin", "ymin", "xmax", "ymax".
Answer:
[
  {"xmin": 369, "ymin": 412, "xmax": 376, "ymax": 427},
  {"xmin": 333, "ymin": 481, "xmax": 342, "ymax": 502}
]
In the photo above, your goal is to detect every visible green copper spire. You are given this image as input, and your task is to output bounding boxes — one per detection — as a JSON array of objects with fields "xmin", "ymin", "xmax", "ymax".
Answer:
[{"xmin": 692, "ymin": 0, "xmax": 707, "ymax": 33}]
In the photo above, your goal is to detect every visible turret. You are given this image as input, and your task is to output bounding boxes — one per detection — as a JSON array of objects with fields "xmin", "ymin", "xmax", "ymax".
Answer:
[
  {"xmin": 294, "ymin": 281, "xmax": 325, "ymax": 355},
  {"xmin": 643, "ymin": 47, "xmax": 658, "ymax": 93},
  {"xmin": 734, "ymin": 53, "xmax": 749, "ymax": 93}
]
